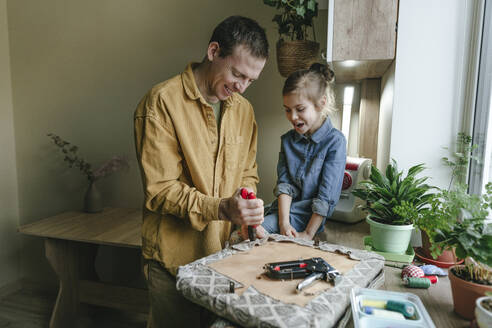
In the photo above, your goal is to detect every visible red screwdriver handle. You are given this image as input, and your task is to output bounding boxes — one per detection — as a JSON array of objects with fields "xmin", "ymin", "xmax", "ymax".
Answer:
[
  {"xmin": 240, "ymin": 188, "xmax": 258, "ymax": 241},
  {"xmin": 240, "ymin": 188, "xmax": 249, "ymax": 199}
]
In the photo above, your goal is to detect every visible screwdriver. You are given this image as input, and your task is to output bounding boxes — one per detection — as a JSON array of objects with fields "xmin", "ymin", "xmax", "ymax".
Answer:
[{"xmin": 240, "ymin": 188, "xmax": 257, "ymax": 241}]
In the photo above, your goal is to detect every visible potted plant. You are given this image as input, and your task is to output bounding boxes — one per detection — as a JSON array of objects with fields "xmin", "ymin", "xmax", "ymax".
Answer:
[
  {"xmin": 415, "ymin": 133, "xmax": 478, "ymax": 264},
  {"xmin": 263, "ymin": 0, "xmax": 320, "ymax": 77},
  {"xmin": 475, "ymin": 293, "xmax": 492, "ymax": 328},
  {"xmin": 430, "ymin": 183, "xmax": 492, "ymax": 320},
  {"xmin": 352, "ymin": 159, "xmax": 435, "ymax": 254}
]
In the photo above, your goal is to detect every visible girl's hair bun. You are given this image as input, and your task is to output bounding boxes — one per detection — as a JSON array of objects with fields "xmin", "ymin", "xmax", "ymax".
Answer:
[{"xmin": 309, "ymin": 62, "xmax": 335, "ymax": 83}]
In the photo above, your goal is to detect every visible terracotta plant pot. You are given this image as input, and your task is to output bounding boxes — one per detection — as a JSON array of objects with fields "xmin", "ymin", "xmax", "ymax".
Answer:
[
  {"xmin": 449, "ymin": 265, "xmax": 492, "ymax": 320},
  {"xmin": 421, "ymin": 231, "xmax": 456, "ymax": 263},
  {"xmin": 276, "ymin": 40, "xmax": 320, "ymax": 77}
]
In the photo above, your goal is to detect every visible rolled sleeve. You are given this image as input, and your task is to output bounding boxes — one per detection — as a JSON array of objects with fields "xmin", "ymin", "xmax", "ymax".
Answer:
[
  {"xmin": 275, "ymin": 182, "xmax": 299, "ymax": 198},
  {"xmin": 311, "ymin": 198, "xmax": 336, "ymax": 217}
]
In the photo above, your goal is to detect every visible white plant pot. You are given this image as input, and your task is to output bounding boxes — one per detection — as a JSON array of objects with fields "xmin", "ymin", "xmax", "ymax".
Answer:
[{"xmin": 475, "ymin": 296, "xmax": 492, "ymax": 328}]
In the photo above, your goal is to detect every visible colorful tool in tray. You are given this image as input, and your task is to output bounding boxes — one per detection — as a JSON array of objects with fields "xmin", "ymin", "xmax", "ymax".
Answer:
[
  {"xmin": 351, "ymin": 288, "xmax": 436, "ymax": 327},
  {"xmin": 264, "ymin": 257, "xmax": 341, "ymax": 293},
  {"xmin": 240, "ymin": 188, "xmax": 257, "ymax": 241}
]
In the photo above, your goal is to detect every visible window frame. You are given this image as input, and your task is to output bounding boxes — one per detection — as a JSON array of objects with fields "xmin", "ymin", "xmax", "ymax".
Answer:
[{"xmin": 469, "ymin": 0, "xmax": 492, "ymax": 195}]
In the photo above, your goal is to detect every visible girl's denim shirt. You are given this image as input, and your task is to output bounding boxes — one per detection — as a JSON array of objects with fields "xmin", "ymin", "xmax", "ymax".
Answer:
[{"xmin": 274, "ymin": 118, "xmax": 347, "ymax": 218}]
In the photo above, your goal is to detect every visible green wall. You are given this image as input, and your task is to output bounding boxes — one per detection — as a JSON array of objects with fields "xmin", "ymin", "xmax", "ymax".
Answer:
[{"xmin": 0, "ymin": 0, "xmax": 20, "ymax": 291}]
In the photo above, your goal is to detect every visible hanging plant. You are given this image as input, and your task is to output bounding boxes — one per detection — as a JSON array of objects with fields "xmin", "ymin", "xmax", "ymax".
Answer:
[
  {"xmin": 263, "ymin": 0, "xmax": 320, "ymax": 77},
  {"xmin": 264, "ymin": 0, "xmax": 319, "ymax": 41}
]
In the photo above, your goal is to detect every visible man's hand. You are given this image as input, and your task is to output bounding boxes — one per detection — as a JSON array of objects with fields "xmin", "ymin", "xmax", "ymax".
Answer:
[
  {"xmin": 219, "ymin": 188, "xmax": 264, "ymax": 226},
  {"xmin": 240, "ymin": 224, "xmax": 267, "ymax": 240},
  {"xmin": 280, "ymin": 222, "xmax": 298, "ymax": 238}
]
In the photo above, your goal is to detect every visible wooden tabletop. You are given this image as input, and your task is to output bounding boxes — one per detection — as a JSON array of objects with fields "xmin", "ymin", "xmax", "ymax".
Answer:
[{"xmin": 18, "ymin": 207, "xmax": 142, "ymax": 248}]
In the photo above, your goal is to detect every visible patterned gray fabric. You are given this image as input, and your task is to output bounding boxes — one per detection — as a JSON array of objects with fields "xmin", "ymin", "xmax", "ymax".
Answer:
[
  {"xmin": 176, "ymin": 235, "xmax": 385, "ymax": 328},
  {"xmin": 210, "ymin": 269, "xmax": 386, "ymax": 328}
]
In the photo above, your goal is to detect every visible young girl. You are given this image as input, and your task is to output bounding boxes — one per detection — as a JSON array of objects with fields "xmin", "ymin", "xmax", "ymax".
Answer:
[{"xmin": 261, "ymin": 63, "xmax": 346, "ymax": 240}]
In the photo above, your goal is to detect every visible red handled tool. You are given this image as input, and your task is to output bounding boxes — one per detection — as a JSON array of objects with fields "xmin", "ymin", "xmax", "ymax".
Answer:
[{"xmin": 240, "ymin": 188, "xmax": 257, "ymax": 241}]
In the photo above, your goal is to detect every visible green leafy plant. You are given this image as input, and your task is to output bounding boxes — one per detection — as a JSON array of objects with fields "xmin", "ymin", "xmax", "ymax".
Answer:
[
  {"xmin": 414, "ymin": 183, "xmax": 488, "ymax": 254},
  {"xmin": 410, "ymin": 133, "xmax": 477, "ymax": 246},
  {"xmin": 417, "ymin": 132, "xmax": 492, "ymax": 284},
  {"xmin": 431, "ymin": 183, "xmax": 492, "ymax": 272},
  {"xmin": 414, "ymin": 133, "xmax": 485, "ymax": 250},
  {"xmin": 442, "ymin": 132, "xmax": 479, "ymax": 189},
  {"xmin": 392, "ymin": 200, "xmax": 435, "ymax": 231},
  {"xmin": 263, "ymin": 0, "xmax": 318, "ymax": 41},
  {"xmin": 47, "ymin": 133, "xmax": 129, "ymax": 182},
  {"xmin": 352, "ymin": 159, "xmax": 435, "ymax": 225}
]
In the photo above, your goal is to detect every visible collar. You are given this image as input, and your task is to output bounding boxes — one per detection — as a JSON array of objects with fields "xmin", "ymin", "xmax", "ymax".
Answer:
[
  {"xmin": 182, "ymin": 62, "xmax": 239, "ymax": 109},
  {"xmin": 293, "ymin": 117, "xmax": 333, "ymax": 143}
]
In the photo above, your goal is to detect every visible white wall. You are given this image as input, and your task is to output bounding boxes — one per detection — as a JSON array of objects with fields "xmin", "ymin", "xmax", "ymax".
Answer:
[
  {"xmin": 391, "ymin": 0, "xmax": 473, "ymax": 188},
  {"xmin": 378, "ymin": 61, "xmax": 395, "ymax": 172},
  {"xmin": 0, "ymin": 0, "xmax": 20, "ymax": 290}
]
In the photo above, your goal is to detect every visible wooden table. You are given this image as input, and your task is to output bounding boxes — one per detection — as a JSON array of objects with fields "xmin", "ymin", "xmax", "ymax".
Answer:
[{"xmin": 18, "ymin": 207, "xmax": 148, "ymax": 328}]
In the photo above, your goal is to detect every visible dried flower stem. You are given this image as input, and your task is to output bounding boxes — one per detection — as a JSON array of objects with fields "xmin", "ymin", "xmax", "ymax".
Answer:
[{"xmin": 47, "ymin": 133, "xmax": 129, "ymax": 182}]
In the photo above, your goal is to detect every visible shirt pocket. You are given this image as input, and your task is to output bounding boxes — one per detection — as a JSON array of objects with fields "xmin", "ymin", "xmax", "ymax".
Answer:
[{"xmin": 225, "ymin": 136, "xmax": 244, "ymax": 170}]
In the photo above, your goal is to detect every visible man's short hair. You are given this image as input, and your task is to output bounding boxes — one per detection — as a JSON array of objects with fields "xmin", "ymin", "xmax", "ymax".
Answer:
[{"xmin": 210, "ymin": 16, "xmax": 269, "ymax": 59}]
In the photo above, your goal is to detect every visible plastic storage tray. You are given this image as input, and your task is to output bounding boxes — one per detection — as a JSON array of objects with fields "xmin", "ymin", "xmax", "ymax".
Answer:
[
  {"xmin": 350, "ymin": 287, "xmax": 436, "ymax": 328},
  {"xmin": 364, "ymin": 236, "xmax": 415, "ymax": 263}
]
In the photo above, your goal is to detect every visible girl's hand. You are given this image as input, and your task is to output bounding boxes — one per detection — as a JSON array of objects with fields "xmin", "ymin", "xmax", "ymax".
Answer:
[
  {"xmin": 280, "ymin": 223, "xmax": 298, "ymax": 238},
  {"xmin": 296, "ymin": 230, "xmax": 314, "ymax": 240}
]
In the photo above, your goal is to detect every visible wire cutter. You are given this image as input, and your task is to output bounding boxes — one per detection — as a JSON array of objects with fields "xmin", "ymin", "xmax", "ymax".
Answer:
[
  {"xmin": 264, "ymin": 257, "xmax": 342, "ymax": 293},
  {"xmin": 240, "ymin": 188, "xmax": 257, "ymax": 241}
]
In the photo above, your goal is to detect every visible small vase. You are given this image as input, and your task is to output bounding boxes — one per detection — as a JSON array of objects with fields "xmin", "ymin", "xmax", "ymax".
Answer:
[{"xmin": 84, "ymin": 180, "xmax": 103, "ymax": 213}]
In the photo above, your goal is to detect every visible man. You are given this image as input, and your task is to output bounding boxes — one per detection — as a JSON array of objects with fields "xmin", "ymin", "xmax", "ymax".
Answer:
[{"xmin": 134, "ymin": 16, "xmax": 269, "ymax": 327}]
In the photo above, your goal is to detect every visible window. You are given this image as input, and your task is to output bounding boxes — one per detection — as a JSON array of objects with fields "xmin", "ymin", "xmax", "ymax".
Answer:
[{"xmin": 469, "ymin": 1, "xmax": 492, "ymax": 196}]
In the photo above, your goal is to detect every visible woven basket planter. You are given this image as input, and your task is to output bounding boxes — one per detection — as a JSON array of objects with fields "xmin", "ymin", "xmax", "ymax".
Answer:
[{"xmin": 276, "ymin": 40, "xmax": 320, "ymax": 77}]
